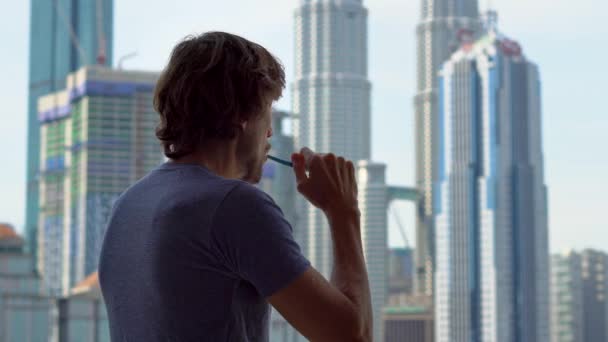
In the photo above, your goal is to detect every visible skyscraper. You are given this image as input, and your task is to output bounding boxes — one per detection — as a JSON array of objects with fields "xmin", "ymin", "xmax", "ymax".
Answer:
[
  {"xmin": 579, "ymin": 250, "xmax": 608, "ymax": 342},
  {"xmin": 37, "ymin": 66, "xmax": 161, "ymax": 296},
  {"xmin": 292, "ymin": 1, "xmax": 390, "ymax": 340},
  {"xmin": 550, "ymin": 251, "xmax": 584, "ymax": 342},
  {"xmin": 434, "ymin": 17, "xmax": 549, "ymax": 341},
  {"xmin": 293, "ymin": 0, "xmax": 371, "ymax": 286},
  {"xmin": 414, "ymin": 0, "xmax": 481, "ymax": 295},
  {"xmin": 26, "ymin": 0, "xmax": 114, "ymax": 268},
  {"xmin": 357, "ymin": 161, "xmax": 389, "ymax": 342},
  {"xmin": 551, "ymin": 250, "xmax": 608, "ymax": 342},
  {"xmin": 258, "ymin": 110, "xmax": 297, "ymax": 226}
]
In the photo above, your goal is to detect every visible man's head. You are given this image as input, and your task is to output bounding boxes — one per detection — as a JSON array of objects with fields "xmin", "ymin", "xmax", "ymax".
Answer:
[{"xmin": 154, "ymin": 31, "xmax": 285, "ymax": 183}]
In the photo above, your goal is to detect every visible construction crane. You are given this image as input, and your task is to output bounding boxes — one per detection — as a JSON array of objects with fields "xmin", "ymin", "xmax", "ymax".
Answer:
[
  {"xmin": 52, "ymin": 0, "xmax": 107, "ymax": 66},
  {"xmin": 52, "ymin": 0, "xmax": 88, "ymax": 65},
  {"xmin": 389, "ymin": 204, "xmax": 411, "ymax": 249}
]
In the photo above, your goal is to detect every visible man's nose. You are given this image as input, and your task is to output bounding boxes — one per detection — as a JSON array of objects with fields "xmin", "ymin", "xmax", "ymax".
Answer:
[{"xmin": 267, "ymin": 127, "xmax": 273, "ymax": 138}]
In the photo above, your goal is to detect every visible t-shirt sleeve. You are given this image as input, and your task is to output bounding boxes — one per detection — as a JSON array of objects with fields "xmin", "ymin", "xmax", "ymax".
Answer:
[{"xmin": 211, "ymin": 182, "xmax": 311, "ymax": 297}]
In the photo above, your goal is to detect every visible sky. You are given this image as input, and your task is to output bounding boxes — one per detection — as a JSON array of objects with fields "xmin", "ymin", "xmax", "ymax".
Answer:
[{"xmin": 0, "ymin": 0, "xmax": 606, "ymax": 253}]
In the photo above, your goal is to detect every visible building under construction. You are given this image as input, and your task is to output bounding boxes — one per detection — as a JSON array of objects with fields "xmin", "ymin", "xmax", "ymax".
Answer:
[
  {"xmin": 26, "ymin": 0, "xmax": 114, "ymax": 274},
  {"xmin": 37, "ymin": 66, "xmax": 162, "ymax": 296}
]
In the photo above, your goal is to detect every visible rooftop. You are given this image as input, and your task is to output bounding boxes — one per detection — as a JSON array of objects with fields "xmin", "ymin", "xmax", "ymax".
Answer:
[
  {"xmin": 384, "ymin": 306, "xmax": 429, "ymax": 315},
  {"xmin": 0, "ymin": 223, "xmax": 24, "ymax": 251},
  {"xmin": 0, "ymin": 223, "xmax": 18, "ymax": 239}
]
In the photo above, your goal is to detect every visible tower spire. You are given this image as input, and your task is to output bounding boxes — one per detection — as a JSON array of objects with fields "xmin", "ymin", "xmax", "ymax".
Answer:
[{"xmin": 483, "ymin": 7, "xmax": 499, "ymax": 33}]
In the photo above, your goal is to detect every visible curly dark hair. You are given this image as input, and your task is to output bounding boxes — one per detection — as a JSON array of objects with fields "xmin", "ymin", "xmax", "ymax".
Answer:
[{"xmin": 154, "ymin": 32, "xmax": 286, "ymax": 159}]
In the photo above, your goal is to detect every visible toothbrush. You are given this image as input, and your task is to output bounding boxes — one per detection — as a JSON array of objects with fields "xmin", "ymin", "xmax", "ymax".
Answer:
[{"xmin": 267, "ymin": 155, "xmax": 293, "ymax": 168}]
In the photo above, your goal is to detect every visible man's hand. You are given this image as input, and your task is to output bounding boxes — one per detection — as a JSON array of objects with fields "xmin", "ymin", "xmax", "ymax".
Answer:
[
  {"xmin": 291, "ymin": 147, "xmax": 359, "ymax": 218},
  {"xmin": 268, "ymin": 147, "xmax": 371, "ymax": 342}
]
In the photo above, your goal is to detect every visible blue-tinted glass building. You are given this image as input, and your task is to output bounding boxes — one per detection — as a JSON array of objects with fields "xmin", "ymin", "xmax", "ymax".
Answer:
[
  {"xmin": 414, "ymin": 0, "xmax": 482, "ymax": 296},
  {"xmin": 26, "ymin": 0, "xmax": 114, "ymax": 270},
  {"xmin": 434, "ymin": 16, "xmax": 549, "ymax": 342}
]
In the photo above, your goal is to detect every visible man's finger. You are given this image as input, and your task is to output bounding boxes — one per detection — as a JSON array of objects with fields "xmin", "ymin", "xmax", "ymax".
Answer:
[
  {"xmin": 300, "ymin": 147, "xmax": 315, "ymax": 170},
  {"xmin": 347, "ymin": 160, "xmax": 358, "ymax": 195},
  {"xmin": 338, "ymin": 157, "xmax": 348, "ymax": 183},
  {"xmin": 291, "ymin": 153, "xmax": 308, "ymax": 185}
]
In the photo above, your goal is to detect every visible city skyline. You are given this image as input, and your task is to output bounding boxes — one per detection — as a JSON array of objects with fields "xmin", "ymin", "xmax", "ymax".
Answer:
[{"xmin": 1, "ymin": 0, "xmax": 607, "ymax": 254}]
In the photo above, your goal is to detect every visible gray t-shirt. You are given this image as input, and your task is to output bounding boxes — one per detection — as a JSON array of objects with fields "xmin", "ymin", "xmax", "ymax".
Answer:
[{"xmin": 99, "ymin": 162, "xmax": 310, "ymax": 341}]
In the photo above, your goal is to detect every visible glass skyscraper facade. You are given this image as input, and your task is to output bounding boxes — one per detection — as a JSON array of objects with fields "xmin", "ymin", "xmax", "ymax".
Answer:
[
  {"xmin": 37, "ymin": 66, "xmax": 161, "ymax": 296},
  {"xmin": 277, "ymin": 2, "xmax": 392, "ymax": 340},
  {"xmin": 26, "ymin": 0, "xmax": 114, "ymax": 269},
  {"xmin": 434, "ymin": 24, "xmax": 549, "ymax": 341},
  {"xmin": 293, "ymin": 0, "xmax": 371, "ymax": 278},
  {"xmin": 414, "ymin": 0, "xmax": 481, "ymax": 295},
  {"xmin": 291, "ymin": 2, "xmax": 393, "ymax": 340}
]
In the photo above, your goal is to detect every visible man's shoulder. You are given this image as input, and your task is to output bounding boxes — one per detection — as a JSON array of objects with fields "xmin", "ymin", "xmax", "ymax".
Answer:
[
  {"xmin": 214, "ymin": 181, "xmax": 286, "ymax": 224},
  {"xmin": 113, "ymin": 166, "xmax": 250, "ymax": 212},
  {"xmin": 222, "ymin": 181, "xmax": 274, "ymax": 207}
]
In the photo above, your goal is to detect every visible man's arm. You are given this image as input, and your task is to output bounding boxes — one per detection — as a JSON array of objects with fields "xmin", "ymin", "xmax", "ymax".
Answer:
[
  {"xmin": 328, "ymin": 210, "xmax": 373, "ymax": 340},
  {"xmin": 268, "ymin": 149, "xmax": 372, "ymax": 342}
]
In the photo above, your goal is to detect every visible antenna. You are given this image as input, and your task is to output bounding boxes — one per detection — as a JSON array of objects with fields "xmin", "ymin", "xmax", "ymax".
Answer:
[
  {"xmin": 484, "ymin": 0, "xmax": 496, "ymax": 12},
  {"xmin": 484, "ymin": 0, "xmax": 499, "ymax": 32}
]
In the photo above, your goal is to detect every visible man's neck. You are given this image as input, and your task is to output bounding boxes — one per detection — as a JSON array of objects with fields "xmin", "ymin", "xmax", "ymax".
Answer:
[{"xmin": 171, "ymin": 143, "xmax": 244, "ymax": 180}]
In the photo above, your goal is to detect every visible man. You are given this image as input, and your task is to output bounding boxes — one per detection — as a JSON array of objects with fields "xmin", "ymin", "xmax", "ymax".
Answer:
[{"xmin": 99, "ymin": 32, "xmax": 372, "ymax": 342}]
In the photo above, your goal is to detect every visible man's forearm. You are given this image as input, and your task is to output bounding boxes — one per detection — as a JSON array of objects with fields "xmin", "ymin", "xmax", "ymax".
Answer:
[{"xmin": 326, "ymin": 211, "xmax": 373, "ymax": 340}]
